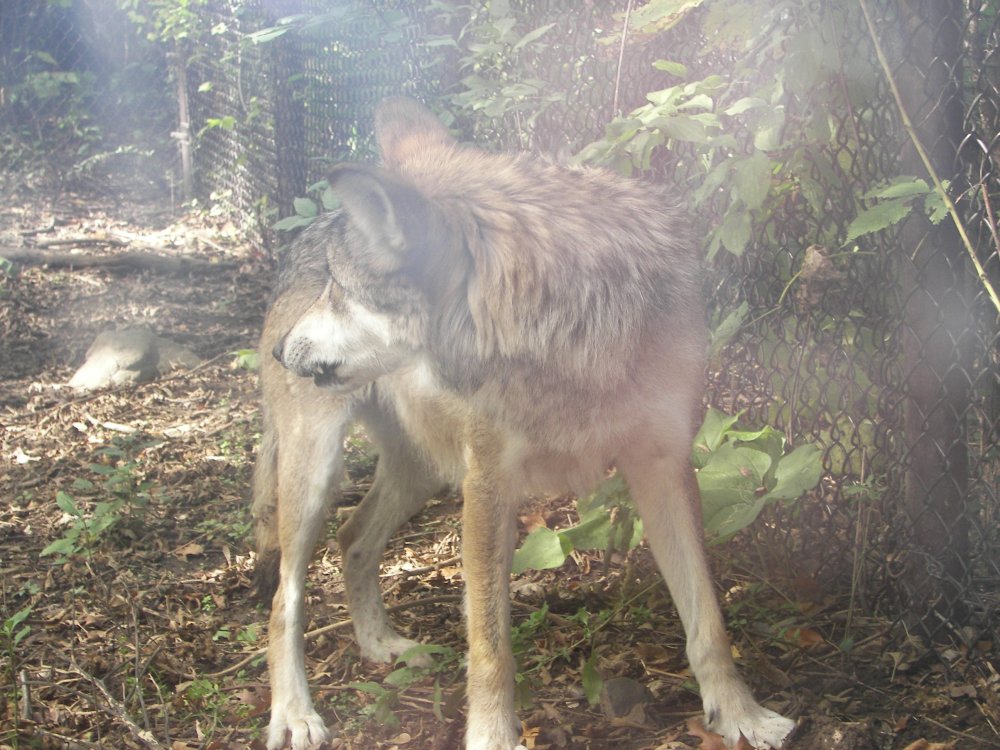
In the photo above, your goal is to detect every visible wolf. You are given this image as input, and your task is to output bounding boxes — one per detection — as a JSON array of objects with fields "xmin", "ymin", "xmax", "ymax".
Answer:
[{"xmin": 255, "ymin": 96, "xmax": 796, "ymax": 750}]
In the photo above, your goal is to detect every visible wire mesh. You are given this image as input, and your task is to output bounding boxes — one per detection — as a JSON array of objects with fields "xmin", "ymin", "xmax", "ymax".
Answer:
[{"xmin": 0, "ymin": 0, "xmax": 177, "ymax": 199}]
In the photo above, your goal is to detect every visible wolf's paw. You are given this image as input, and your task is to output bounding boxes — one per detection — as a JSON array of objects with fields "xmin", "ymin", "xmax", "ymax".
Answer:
[
  {"xmin": 464, "ymin": 711, "xmax": 522, "ymax": 750},
  {"xmin": 707, "ymin": 704, "xmax": 795, "ymax": 749},
  {"xmin": 266, "ymin": 706, "xmax": 330, "ymax": 750}
]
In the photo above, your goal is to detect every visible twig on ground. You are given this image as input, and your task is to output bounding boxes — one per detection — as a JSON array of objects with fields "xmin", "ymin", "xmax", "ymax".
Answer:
[
  {"xmin": 69, "ymin": 659, "xmax": 170, "ymax": 750},
  {"xmin": 207, "ymin": 593, "xmax": 463, "ymax": 678}
]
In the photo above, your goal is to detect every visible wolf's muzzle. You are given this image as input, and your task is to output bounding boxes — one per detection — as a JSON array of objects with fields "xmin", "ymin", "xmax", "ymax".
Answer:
[{"xmin": 272, "ymin": 333, "xmax": 344, "ymax": 387}]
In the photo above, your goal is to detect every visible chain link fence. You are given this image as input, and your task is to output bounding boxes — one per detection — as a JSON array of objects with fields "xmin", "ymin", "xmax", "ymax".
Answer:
[
  {"xmin": 0, "ymin": 0, "xmax": 179, "ymax": 200},
  {"xmin": 2, "ymin": 0, "xmax": 997, "ymax": 649}
]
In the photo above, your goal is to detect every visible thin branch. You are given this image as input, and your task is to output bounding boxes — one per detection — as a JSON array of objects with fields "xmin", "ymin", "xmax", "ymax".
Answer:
[
  {"xmin": 612, "ymin": 0, "xmax": 635, "ymax": 117},
  {"xmin": 858, "ymin": 0, "xmax": 1000, "ymax": 315},
  {"xmin": 207, "ymin": 593, "xmax": 463, "ymax": 678},
  {"xmin": 70, "ymin": 660, "xmax": 170, "ymax": 750}
]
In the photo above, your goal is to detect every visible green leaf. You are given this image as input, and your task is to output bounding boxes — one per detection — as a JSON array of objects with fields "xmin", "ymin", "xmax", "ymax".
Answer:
[
  {"xmin": 677, "ymin": 93, "xmax": 714, "ymax": 111},
  {"xmin": 5, "ymin": 605, "xmax": 32, "ymax": 633},
  {"xmin": 656, "ymin": 114, "xmax": 710, "ymax": 143},
  {"xmin": 924, "ymin": 184, "xmax": 950, "ymax": 224},
  {"xmin": 577, "ymin": 474, "xmax": 629, "ymax": 516},
  {"xmin": 798, "ymin": 176, "xmax": 826, "ymax": 215},
  {"xmin": 384, "ymin": 666, "xmax": 420, "ymax": 688},
  {"xmin": 582, "ymin": 653, "xmax": 603, "ymax": 706},
  {"xmin": 559, "ymin": 506, "xmax": 613, "ymax": 551},
  {"xmin": 652, "ymin": 59, "xmax": 688, "ymax": 76},
  {"xmin": 490, "ymin": 0, "xmax": 511, "ymax": 19},
  {"xmin": 247, "ymin": 25, "xmax": 291, "ymax": 44},
  {"xmin": 708, "ymin": 301, "xmax": 748, "ymax": 361},
  {"xmin": 320, "ymin": 186, "xmax": 340, "ymax": 211},
  {"xmin": 697, "ymin": 443, "xmax": 773, "ymax": 541},
  {"xmin": 512, "ymin": 22, "xmax": 555, "ymax": 51},
  {"xmin": 733, "ymin": 151, "xmax": 772, "ymax": 211},
  {"xmin": 865, "ymin": 176, "xmax": 929, "ymax": 200},
  {"xmin": 395, "ymin": 643, "xmax": 452, "ymax": 665},
  {"xmin": 645, "ymin": 87, "xmax": 681, "ymax": 107},
  {"xmin": 512, "ymin": 527, "xmax": 570, "ymax": 574},
  {"xmin": 40, "ymin": 536, "xmax": 78, "ymax": 557},
  {"xmin": 272, "ymin": 214, "xmax": 313, "ymax": 232},
  {"xmin": 727, "ymin": 425, "xmax": 785, "ymax": 458},
  {"xmin": 293, "ymin": 197, "xmax": 318, "ymax": 218},
  {"xmin": 724, "ymin": 97, "xmax": 768, "ymax": 116},
  {"xmin": 55, "ymin": 491, "xmax": 79, "ymax": 516},
  {"xmin": 718, "ymin": 207, "xmax": 752, "ymax": 256},
  {"xmin": 234, "ymin": 348, "xmax": 260, "ymax": 371},
  {"xmin": 348, "ymin": 681, "xmax": 391, "ymax": 697},
  {"xmin": 845, "ymin": 197, "xmax": 912, "ymax": 242},
  {"xmin": 692, "ymin": 407, "xmax": 742, "ymax": 467},
  {"xmin": 630, "ymin": 0, "xmax": 706, "ymax": 33},
  {"xmin": 767, "ymin": 443, "xmax": 822, "ymax": 502},
  {"xmin": 752, "ymin": 107, "xmax": 785, "ymax": 151}
]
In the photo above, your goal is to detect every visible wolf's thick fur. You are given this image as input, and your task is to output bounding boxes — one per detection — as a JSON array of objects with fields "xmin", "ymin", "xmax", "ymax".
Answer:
[{"xmin": 256, "ymin": 97, "xmax": 795, "ymax": 750}]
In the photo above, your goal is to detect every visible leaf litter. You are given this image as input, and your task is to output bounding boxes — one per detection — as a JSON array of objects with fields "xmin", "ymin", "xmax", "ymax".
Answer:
[{"xmin": 1, "ymin": 196, "xmax": 997, "ymax": 749}]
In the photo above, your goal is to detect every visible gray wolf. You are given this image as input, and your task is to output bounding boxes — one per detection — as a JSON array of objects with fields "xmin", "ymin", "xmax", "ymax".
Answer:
[{"xmin": 255, "ymin": 96, "xmax": 796, "ymax": 750}]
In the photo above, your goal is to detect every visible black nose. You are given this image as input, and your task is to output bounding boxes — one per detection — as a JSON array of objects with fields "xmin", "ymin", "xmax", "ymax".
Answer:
[{"xmin": 272, "ymin": 333, "xmax": 288, "ymax": 364}]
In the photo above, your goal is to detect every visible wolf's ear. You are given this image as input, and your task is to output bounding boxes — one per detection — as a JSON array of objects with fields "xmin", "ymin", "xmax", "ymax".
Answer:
[
  {"xmin": 329, "ymin": 164, "xmax": 430, "ymax": 269},
  {"xmin": 375, "ymin": 96, "xmax": 454, "ymax": 169}
]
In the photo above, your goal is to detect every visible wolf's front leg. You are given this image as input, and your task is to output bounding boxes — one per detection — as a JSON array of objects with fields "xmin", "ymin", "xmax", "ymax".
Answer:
[
  {"xmin": 460, "ymin": 437, "xmax": 524, "ymax": 750},
  {"xmin": 266, "ymin": 573, "xmax": 329, "ymax": 749},
  {"xmin": 266, "ymin": 421, "xmax": 347, "ymax": 750},
  {"xmin": 620, "ymin": 451, "xmax": 795, "ymax": 750}
]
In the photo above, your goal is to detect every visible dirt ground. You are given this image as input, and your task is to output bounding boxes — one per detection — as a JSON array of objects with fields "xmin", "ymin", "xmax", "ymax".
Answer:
[{"xmin": 0, "ymin": 196, "xmax": 997, "ymax": 750}]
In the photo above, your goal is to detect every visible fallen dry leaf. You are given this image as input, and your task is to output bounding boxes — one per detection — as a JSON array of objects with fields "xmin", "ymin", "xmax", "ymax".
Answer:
[
  {"xmin": 173, "ymin": 541, "xmax": 205, "ymax": 560},
  {"xmin": 900, "ymin": 740, "xmax": 955, "ymax": 750}
]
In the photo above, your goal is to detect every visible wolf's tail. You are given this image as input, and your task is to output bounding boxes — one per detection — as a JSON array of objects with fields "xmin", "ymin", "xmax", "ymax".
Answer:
[{"xmin": 251, "ymin": 404, "xmax": 280, "ymax": 607}]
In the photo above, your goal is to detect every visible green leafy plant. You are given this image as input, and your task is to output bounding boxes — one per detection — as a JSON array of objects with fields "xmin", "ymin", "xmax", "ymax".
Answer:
[
  {"xmin": 512, "ymin": 474, "xmax": 642, "ymax": 576},
  {"xmin": 273, "ymin": 180, "xmax": 340, "ymax": 232},
  {"xmin": 692, "ymin": 407, "xmax": 822, "ymax": 543},
  {"xmin": 1, "ymin": 604, "xmax": 33, "ymax": 738},
  {"xmin": 349, "ymin": 644, "xmax": 459, "ymax": 729},
  {"xmin": 845, "ymin": 175, "xmax": 950, "ymax": 243},
  {"xmin": 179, "ymin": 677, "xmax": 228, "ymax": 740},
  {"xmin": 423, "ymin": 2, "xmax": 563, "ymax": 146},
  {"xmin": 513, "ymin": 407, "xmax": 822, "ymax": 574},
  {"xmin": 40, "ymin": 438, "xmax": 157, "ymax": 561},
  {"xmin": 40, "ymin": 491, "xmax": 124, "ymax": 561},
  {"xmin": 233, "ymin": 348, "xmax": 261, "ymax": 371}
]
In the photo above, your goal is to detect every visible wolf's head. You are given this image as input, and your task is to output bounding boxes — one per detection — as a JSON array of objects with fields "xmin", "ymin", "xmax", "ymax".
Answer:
[{"xmin": 272, "ymin": 99, "xmax": 465, "ymax": 392}]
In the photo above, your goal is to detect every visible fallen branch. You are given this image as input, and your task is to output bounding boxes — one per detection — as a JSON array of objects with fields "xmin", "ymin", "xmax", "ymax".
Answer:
[
  {"xmin": 34, "ymin": 235, "xmax": 128, "ymax": 249},
  {"xmin": 70, "ymin": 660, "xmax": 171, "ymax": 750},
  {"xmin": 0, "ymin": 246, "xmax": 237, "ymax": 275}
]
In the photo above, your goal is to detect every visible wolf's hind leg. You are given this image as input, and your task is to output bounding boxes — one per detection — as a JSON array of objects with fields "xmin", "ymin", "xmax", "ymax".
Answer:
[
  {"xmin": 338, "ymin": 396, "xmax": 447, "ymax": 666},
  {"xmin": 266, "ymin": 412, "xmax": 349, "ymax": 750},
  {"xmin": 619, "ymin": 450, "xmax": 795, "ymax": 750}
]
